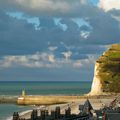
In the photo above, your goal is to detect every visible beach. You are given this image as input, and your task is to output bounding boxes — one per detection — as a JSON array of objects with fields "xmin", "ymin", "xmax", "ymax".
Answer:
[
  {"xmin": 0, "ymin": 81, "xmax": 117, "ymax": 120},
  {"xmin": 0, "ymin": 95, "xmax": 116, "ymax": 120},
  {"xmin": 18, "ymin": 96, "xmax": 114, "ymax": 119}
]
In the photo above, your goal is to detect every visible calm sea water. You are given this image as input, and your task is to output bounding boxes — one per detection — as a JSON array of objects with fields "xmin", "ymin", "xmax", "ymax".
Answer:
[{"xmin": 0, "ymin": 81, "xmax": 92, "ymax": 120}]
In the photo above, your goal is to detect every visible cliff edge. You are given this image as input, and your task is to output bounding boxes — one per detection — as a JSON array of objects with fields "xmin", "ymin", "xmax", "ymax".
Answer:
[{"xmin": 89, "ymin": 44, "xmax": 120, "ymax": 95}]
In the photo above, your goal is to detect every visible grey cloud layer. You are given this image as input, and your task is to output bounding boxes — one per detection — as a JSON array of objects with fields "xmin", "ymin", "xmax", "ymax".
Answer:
[
  {"xmin": 0, "ymin": 0, "xmax": 101, "ymax": 17},
  {"xmin": 0, "ymin": 0, "xmax": 120, "ymax": 81},
  {"xmin": 0, "ymin": 5, "xmax": 120, "ymax": 57}
]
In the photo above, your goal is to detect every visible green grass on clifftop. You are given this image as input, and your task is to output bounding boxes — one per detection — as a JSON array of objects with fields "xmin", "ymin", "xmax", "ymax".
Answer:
[{"xmin": 97, "ymin": 44, "xmax": 120, "ymax": 93}]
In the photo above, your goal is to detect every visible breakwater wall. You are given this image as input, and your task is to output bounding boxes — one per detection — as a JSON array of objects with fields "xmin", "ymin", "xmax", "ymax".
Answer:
[
  {"xmin": 17, "ymin": 95, "xmax": 114, "ymax": 105},
  {"xmin": 0, "ymin": 95, "xmax": 17, "ymax": 104},
  {"xmin": 17, "ymin": 95, "xmax": 76, "ymax": 105}
]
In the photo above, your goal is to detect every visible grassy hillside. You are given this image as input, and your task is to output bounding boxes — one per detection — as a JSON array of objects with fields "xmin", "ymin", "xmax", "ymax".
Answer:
[{"xmin": 97, "ymin": 44, "xmax": 120, "ymax": 93}]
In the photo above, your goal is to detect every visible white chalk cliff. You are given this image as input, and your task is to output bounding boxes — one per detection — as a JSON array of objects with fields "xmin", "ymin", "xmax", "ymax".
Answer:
[
  {"xmin": 88, "ymin": 44, "xmax": 120, "ymax": 95},
  {"xmin": 89, "ymin": 62, "xmax": 103, "ymax": 95}
]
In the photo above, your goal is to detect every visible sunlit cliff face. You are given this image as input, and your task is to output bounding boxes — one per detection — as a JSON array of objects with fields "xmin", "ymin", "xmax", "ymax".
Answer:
[
  {"xmin": 89, "ymin": 63, "xmax": 103, "ymax": 95},
  {"xmin": 89, "ymin": 44, "xmax": 120, "ymax": 95}
]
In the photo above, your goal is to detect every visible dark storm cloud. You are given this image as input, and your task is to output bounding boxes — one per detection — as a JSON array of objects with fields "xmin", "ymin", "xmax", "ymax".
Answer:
[
  {"xmin": 85, "ymin": 13, "xmax": 120, "ymax": 45},
  {"xmin": 0, "ymin": 9, "xmax": 119, "ymax": 58},
  {"xmin": 39, "ymin": 17, "xmax": 56, "ymax": 28},
  {"xmin": 108, "ymin": 9, "xmax": 120, "ymax": 16},
  {"xmin": 0, "ymin": 11, "xmax": 48, "ymax": 55}
]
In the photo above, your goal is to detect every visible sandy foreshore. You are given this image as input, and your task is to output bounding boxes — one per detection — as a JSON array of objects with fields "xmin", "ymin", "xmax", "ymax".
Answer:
[
  {"xmin": 19, "ymin": 96, "xmax": 115, "ymax": 119},
  {"xmin": 0, "ymin": 94, "xmax": 117, "ymax": 120}
]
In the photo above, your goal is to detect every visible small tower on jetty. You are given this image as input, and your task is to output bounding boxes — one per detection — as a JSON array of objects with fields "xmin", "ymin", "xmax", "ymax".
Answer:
[{"xmin": 22, "ymin": 90, "xmax": 26, "ymax": 97}]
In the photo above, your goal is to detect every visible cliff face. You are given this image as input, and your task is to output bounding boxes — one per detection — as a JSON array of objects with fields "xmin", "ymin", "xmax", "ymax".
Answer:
[
  {"xmin": 89, "ymin": 44, "xmax": 120, "ymax": 95},
  {"xmin": 90, "ymin": 63, "xmax": 103, "ymax": 95}
]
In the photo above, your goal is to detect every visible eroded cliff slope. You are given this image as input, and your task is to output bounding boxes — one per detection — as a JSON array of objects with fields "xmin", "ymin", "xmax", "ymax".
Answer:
[{"xmin": 90, "ymin": 44, "xmax": 120, "ymax": 95}]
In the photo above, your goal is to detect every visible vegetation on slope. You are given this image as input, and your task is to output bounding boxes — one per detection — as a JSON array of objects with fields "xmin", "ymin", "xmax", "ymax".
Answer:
[{"xmin": 97, "ymin": 44, "xmax": 120, "ymax": 93}]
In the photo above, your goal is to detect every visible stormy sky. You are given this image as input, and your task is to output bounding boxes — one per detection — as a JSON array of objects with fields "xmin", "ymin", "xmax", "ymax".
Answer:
[{"xmin": 0, "ymin": 0, "xmax": 120, "ymax": 81}]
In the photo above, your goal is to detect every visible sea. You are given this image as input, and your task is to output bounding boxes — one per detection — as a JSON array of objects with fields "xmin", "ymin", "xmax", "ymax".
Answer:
[{"xmin": 0, "ymin": 81, "xmax": 92, "ymax": 120}]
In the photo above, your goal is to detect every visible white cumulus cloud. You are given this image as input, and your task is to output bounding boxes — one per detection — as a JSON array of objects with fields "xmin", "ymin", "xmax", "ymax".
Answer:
[
  {"xmin": 0, "ymin": 52, "xmax": 95, "ymax": 69},
  {"xmin": 0, "ymin": 53, "xmax": 58, "ymax": 68},
  {"xmin": 62, "ymin": 51, "xmax": 72, "ymax": 60},
  {"xmin": 48, "ymin": 55, "xmax": 55, "ymax": 63},
  {"xmin": 80, "ymin": 31, "xmax": 90, "ymax": 39},
  {"xmin": 99, "ymin": 0, "xmax": 120, "ymax": 11}
]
